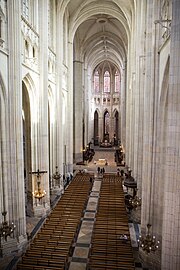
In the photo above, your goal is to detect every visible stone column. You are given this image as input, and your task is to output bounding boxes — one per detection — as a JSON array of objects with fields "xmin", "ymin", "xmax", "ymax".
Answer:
[
  {"xmin": 140, "ymin": 1, "xmax": 162, "ymax": 268},
  {"xmin": 73, "ymin": 60, "xmax": 83, "ymax": 162},
  {"xmin": 6, "ymin": 0, "xmax": 26, "ymax": 252},
  {"xmin": 56, "ymin": 14, "xmax": 64, "ymax": 191},
  {"xmin": 120, "ymin": 61, "xmax": 126, "ymax": 149},
  {"xmin": 66, "ymin": 40, "xmax": 74, "ymax": 172},
  {"xmin": 33, "ymin": 0, "xmax": 50, "ymax": 216},
  {"xmin": 161, "ymin": 0, "xmax": 180, "ymax": 269},
  {"xmin": 134, "ymin": 0, "xmax": 147, "ymax": 193}
]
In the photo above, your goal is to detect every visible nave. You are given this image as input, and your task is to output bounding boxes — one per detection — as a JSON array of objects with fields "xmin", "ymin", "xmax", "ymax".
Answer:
[{"xmin": 11, "ymin": 152, "xmax": 144, "ymax": 270}]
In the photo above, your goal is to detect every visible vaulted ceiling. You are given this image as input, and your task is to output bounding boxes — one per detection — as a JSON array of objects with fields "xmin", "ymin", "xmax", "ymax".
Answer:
[{"xmin": 59, "ymin": 0, "xmax": 135, "ymax": 72}]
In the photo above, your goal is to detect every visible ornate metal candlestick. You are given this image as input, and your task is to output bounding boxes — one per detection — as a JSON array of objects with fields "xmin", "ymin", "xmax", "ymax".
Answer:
[
  {"xmin": 138, "ymin": 224, "xmax": 160, "ymax": 253},
  {"xmin": 30, "ymin": 169, "xmax": 47, "ymax": 201},
  {"xmin": 52, "ymin": 166, "xmax": 62, "ymax": 187},
  {"xmin": 0, "ymin": 211, "xmax": 16, "ymax": 257}
]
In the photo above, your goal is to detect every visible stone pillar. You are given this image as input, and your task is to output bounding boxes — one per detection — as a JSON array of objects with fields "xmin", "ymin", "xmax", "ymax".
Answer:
[
  {"xmin": 73, "ymin": 60, "xmax": 83, "ymax": 162},
  {"xmin": 140, "ymin": 1, "xmax": 155, "ymax": 232},
  {"xmin": 54, "ymin": 13, "xmax": 64, "ymax": 192},
  {"xmin": 133, "ymin": 0, "xmax": 147, "ymax": 194},
  {"xmin": 140, "ymin": 1, "xmax": 162, "ymax": 268},
  {"xmin": 161, "ymin": 0, "xmax": 180, "ymax": 269},
  {"xmin": 66, "ymin": 40, "xmax": 73, "ymax": 172},
  {"xmin": 120, "ymin": 62, "xmax": 126, "ymax": 149},
  {"xmin": 5, "ymin": 0, "xmax": 26, "ymax": 252},
  {"xmin": 33, "ymin": 0, "xmax": 50, "ymax": 216}
]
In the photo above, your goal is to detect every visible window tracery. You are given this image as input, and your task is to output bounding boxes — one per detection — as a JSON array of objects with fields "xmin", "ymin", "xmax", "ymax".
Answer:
[
  {"xmin": 48, "ymin": 0, "xmax": 54, "ymax": 48},
  {"xmin": 104, "ymin": 70, "xmax": 110, "ymax": 92},
  {"xmin": 94, "ymin": 70, "xmax": 99, "ymax": 93},
  {"xmin": 115, "ymin": 70, "xmax": 120, "ymax": 92}
]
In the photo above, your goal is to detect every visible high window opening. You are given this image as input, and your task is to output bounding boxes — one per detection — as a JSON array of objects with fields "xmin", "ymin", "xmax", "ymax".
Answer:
[
  {"xmin": 104, "ymin": 70, "xmax": 110, "ymax": 92},
  {"xmin": 115, "ymin": 70, "xmax": 120, "ymax": 92},
  {"xmin": 94, "ymin": 110, "xmax": 99, "ymax": 145},
  {"xmin": 94, "ymin": 70, "xmax": 99, "ymax": 93},
  {"xmin": 104, "ymin": 111, "xmax": 110, "ymax": 141}
]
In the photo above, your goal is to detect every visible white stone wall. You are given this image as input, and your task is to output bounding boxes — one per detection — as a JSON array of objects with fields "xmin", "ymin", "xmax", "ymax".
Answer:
[
  {"xmin": 0, "ymin": 1, "xmax": 179, "ymax": 267},
  {"xmin": 161, "ymin": 0, "xmax": 180, "ymax": 268}
]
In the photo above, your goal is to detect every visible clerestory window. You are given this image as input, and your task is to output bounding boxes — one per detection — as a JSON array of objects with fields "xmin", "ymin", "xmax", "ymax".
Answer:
[
  {"xmin": 104, "ymin": 70, "xmax": 110, "ymax": 92},
  {"xmin": 94, "ymin": 70, "xmax": 99, "ymax": 92},
  {"xmin": 115, "ymin": 70, "xmax": 120, "ymax": 92}
]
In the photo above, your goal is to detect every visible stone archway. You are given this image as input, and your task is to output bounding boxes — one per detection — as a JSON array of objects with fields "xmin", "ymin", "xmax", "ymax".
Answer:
[
  {"xmin": 0, "ymin": 74, "xmax": 8, "ymax": 216},
  {"xmin": 114, "ymin": 110, "xmax": 119, "ymax": 145},
  {"xmin": 94, "ymin": 110, "xmax": 99, "ymax": 145},
  {"xmin": 22, "ymin": 80, "xmax": 33, "ymax": 216},
  {"xmin": 103, "ymin": 110, "xmax": 110, "ymax": 142}
]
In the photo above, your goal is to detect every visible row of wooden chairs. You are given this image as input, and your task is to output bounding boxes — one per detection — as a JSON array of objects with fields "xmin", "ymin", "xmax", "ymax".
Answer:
[
  {"xmin": 88, "ymin": 174, "xmax": 135, "ymax": 270},
  {"xmin": 16, "ymin": 173, "xmax": 93, "ymax": 270}
]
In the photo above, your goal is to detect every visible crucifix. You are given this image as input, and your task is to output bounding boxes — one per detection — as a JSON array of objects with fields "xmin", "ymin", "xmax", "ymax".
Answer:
[
  {"xmin": 29, "ymin": 169, "xmax": 47, "ymax": 178},
  {"xmin": 29, "ymin": 169, "xmax": 48, "ymax": 201}
]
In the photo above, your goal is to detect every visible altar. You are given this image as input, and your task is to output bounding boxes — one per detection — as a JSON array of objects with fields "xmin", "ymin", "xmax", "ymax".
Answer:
[
  {"xmin": 97, "ymin": 159, "xmax": 107, "ymax": 166},
  {"xmin": 100, "ymin": 140, "xmax": 112, "ymax": 148}
]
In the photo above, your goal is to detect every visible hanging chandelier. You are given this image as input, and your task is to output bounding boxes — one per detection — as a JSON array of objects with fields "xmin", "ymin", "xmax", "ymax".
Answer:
[
  {"xmin": 0, "ymin": 211, "xmax": 16, "ymax": 241},
  {"xmin": 129, "ymin": 195, "xmax": 141, "ymax": 209},
  {"xmin": 33, "ymin": 181, "xmax": 46, "ymax": 201},
  {"xmin": 52, "ymin": 166, "xmax": 62, "ymax": 186},
  {"xmin": 138, "ymin": 224, "xmax": 160, "ymax": 253},
  {"xmin": 31, "ymin": 169, "xmax": 47, "ymax": 201},
  {"xmin": 33, "ymin": 188, "xmax": 46, "ymax": 200}
]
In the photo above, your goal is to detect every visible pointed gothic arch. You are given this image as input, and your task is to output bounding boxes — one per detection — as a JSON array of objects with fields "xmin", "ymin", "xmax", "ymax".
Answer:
[
  {"xmin": 103, "ymin": 109, "xmax": 110, "ymax": 141},
  {"xmin": 94, "ymin": 110, "xmax": 99, "ymax": 145},
  {"xmin": 48, "ymin": 85, "xmax": 55, "ymax": 190},
  {"xmin": 113, "ymin": 109, "xmax": 119, "ymax": 145},
  {"xmin": 22, "ymin": 79, "xmax": 33, "ymax": 216},
  {"xmin": 22, "ymin": 73, "xmax": 37, "ymax": 216},
  {"xmin": 0, "ymin": 73, "xmax": 9, "ymax": 215}
]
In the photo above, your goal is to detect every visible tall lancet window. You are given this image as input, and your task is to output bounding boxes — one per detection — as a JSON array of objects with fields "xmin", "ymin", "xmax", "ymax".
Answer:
[
  {"xmin": 48, "ymin": 0, "xmax": 54, "ymax": 48},
  {"xmin": 104, "ymin": 70, "xmax": 110, "ymax": 92},
  {"xmin": 0, "ymin": 17, "xmax": 2, "ymax": 39},
  {"xmin": 115, "ymin": 70, "xmax": 120, "ymax": 92},
  {"xmin": 22, "ymin": 0, "xmax": 29, "ymax": 20},
  {"xmin": 104, "ymin": 111, "xmax": 110, "ymax": 134},
  {"xmin": 94, "ymin": 70, "xmax": 99, "ymax": 93}
]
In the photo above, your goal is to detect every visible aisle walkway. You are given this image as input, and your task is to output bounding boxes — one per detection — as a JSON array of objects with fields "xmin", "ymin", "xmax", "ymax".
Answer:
[
  {"xmin": 69, "ymin": 176, "xmax": 102, "ymax": 270},
  {"xmin": 67, "ymin": 173, "xmax": 144, "ymax": 270}
]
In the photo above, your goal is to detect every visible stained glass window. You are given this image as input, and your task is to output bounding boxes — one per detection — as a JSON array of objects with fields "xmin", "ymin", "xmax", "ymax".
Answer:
[
  {"xmin": 94, "ymin": 70, "xmax": 99, "ymax": 92},
  {"xmin": 105, "ymin": 111, "xmax": 110, "ymax": 134},
  {"xmin": 0, "ymin": 17, "xmax": 2, "ymax": 38},
  {"xmin": 115, "ymin": 70, "xmax": 120, "ymax": 92},
  {"xmin": 104, "ymin": 70, "xmax": 110, "ymax": 92}
]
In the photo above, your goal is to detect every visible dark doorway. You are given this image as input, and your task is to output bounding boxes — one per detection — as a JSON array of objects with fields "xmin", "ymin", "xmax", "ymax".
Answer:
[{"xmin": 94, "ymin": 110, "xmax": 99, "ymax": 145}]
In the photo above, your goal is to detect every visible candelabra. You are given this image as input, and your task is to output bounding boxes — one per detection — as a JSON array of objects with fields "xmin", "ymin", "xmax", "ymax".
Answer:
[
  {"xmin": 0, "ymin": 212, "xmax": 16, "ymax": 241},
  {"xmin": 138, "ymin": 224, "xmax": 160, "ymax": 253},
  {"xmin": 33, "ymin": 181, "xmax": 46, "ymax": 201},
  {"xmin": 52, "ymin": 166, "xmax": 62, "ymax": 187},
  {"xmin": 31, "ymin": 169, "xmax": 47, "ymax": 201},
  {"xmin": 0, "ymin": 211, "xmax": 16, "ymax": 257},
  {"xmin": 129, "ymin": 195, "xmax": 141, "ymax": 209}
]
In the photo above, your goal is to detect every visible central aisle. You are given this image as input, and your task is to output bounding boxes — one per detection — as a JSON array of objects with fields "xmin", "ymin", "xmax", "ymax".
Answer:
[{"xmin": 68, "ymin": 175, "xmax": 102, "ymax": 270}]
